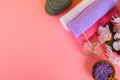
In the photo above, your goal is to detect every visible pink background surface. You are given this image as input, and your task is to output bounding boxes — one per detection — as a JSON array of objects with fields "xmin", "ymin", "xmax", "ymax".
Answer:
[{"xmin": 0, "ymin": 0, "xmax": 120, "ymax": 80}]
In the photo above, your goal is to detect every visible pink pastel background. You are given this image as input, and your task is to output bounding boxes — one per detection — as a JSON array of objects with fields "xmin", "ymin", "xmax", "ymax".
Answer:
[{"xmin": 0, "ymin": 0, "xmax": 120, "ymax": 80}]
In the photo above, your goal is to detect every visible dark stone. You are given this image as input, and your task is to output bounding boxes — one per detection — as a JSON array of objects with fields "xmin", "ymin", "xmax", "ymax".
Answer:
[{"xmin": 45, "ymin": 0, "xmax": 72, "ymax": 15}]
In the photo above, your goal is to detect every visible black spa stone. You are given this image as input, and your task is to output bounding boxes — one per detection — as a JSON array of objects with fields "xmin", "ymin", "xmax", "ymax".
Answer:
[
  {"xmin": 45, "ymin": 1, "xmax": 62, "ymax": 15},
  {"xmin": 92, "ymin": 60, "xmax": 115, "ymax": 80},
  {"xmin": 45, "ymin": 0, "xmax": 72, "ymax": 15}
]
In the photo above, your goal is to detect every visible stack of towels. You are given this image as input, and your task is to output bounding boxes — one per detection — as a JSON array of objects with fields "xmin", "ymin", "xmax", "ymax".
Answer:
[{"xmin": 60, "ymin": 0, "xmax": 119, "ymax": 44}]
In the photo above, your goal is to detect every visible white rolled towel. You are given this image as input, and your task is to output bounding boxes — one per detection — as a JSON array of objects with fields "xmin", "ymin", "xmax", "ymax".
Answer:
[{"xmin": 59, "ymin": 0, "xmax": 95, "ymax": 31}]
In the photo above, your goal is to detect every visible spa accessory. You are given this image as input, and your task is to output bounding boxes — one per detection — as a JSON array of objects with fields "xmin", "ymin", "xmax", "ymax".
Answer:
[
  {"xmin": 83, "ymin": 42, "xmax": 100, "ymax": 56},
  {"xmin": 98, "ymin": 25, "xmax": 112, "ymax": 43},
  {"xmin": 92, "ymin": 60, "xmax": 116, "ymax": 80},
  {"xmin": 77, "ymin": 7, "xmax": 119, "ymax": 44},
  {"xmin": 59, "ymin": 0, "xmax": 95, "ymax": 31},
  {"xmin": 106, "ymin": 45, "xmax": 120, "ymax": 67},
  {"xmin": 95, "ymin": 13, "xmax": 120, "ymax": 67},
  {"xmin": 83, "ymin": 7, "xmax": 119, "ymax": 56},
  {"xmin": 45, "ymin": 0, "xmax": 72, "ymax": 15},
  {"xmin": 108, "ymin": 74, "xmax": 117, "ymax": 80},
  {"xmin": 67, "ymin": 0, "xmax": 117, "ymax": 37}
]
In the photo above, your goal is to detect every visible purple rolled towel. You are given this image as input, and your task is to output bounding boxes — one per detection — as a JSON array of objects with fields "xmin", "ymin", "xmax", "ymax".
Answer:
[{"xmin": 67, "ymin": 0, "xmax": 117, "ymax": 37}]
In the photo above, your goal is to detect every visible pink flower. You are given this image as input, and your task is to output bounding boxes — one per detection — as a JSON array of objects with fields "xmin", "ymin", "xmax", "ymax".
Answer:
[
  {"xmin": 113, "ymin": 40, "xmax": 120, "ymax": 51},
  {"xmin": 111, "ymin": 15, "xmax": 120, "ymax": 33},
  {"xmin": 114, "ymin": 33, "xmax": 120, "ymax": 40},
  {"xmin": 113, "ymin": 24, "xmax": 120, "ymax": 33},
  {"xmin": 98, "ymin": 25, "xmax": 112, "ymax": 43}
]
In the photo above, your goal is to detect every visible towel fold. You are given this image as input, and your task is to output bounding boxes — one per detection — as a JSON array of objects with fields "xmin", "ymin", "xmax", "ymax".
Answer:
[
  {"xmin": 67, "ymin": 0, "xmax": 118, "ymax": 37},
  {"xmin": 60, "ymin": 0, "xmax": 95, "ymax": 31},
  {"xmin": 77, "ymin": 7, "xmax": 119, "ymax": 44}
]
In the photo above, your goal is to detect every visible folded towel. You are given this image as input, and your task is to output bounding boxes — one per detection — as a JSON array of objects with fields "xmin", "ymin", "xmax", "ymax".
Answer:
[
  {"xmin": 77, "ymin": 7, "xmax": 119, "ymax": 44},
  {"xmin": 67, "ymin": 0, "xmax": 117, "ymax": 37},
  {"xmin": 59, "ymin": 0, "xmax": 95, "ymax": 31}
]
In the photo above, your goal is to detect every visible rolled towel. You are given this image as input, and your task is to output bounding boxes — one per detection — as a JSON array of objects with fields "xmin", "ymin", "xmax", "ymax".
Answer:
[
  {"xmin": 59, "ymin": 0, "xmax": 95, "ymax": 31},
  {"xmin": 77, "ymin": 7, "xmax": 119, "ymax": 44},
  {"xmin": 67, "ymin": 0, "xmax": 118, "ymax": 37}
]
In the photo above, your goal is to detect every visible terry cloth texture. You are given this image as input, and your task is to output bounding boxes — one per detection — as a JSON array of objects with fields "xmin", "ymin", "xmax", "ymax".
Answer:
[
  {"xmin": 60, "ymin": 0, "xmax": 95, "ymax": 31},
  {"xmin": 77, "ymin": 7, "xmax": 119, "ymax": 44},
  {"xmin": 67, "ymin": 0, "xmax": 118, "ymax": 37}
]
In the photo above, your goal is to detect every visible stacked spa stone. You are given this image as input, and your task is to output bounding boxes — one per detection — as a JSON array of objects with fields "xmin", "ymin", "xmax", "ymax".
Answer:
[{"xmin": 45, "ymin": 0, "xmax": 72, "ymax": 15}]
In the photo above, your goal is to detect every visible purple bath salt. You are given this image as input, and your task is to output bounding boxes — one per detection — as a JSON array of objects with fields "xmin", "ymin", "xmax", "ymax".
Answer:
[
  {"xmin": 67, "ymin": 0, "xmax": 117, "ymax": 37},
  {"xmin": 92, "ymin": 61, "xmax": 115, "ymax": 80}
]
